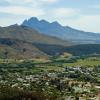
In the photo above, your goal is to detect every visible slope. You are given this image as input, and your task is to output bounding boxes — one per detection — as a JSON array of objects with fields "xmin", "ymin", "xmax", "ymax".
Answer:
[{"xmin": 0, "ymin": 38, "xmax": 47, "ymax": 59}]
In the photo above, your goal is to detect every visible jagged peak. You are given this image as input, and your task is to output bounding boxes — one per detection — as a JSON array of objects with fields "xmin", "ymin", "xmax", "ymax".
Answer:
[
  {"xmin": 51, "ymin": 21, "xmax": 59, "ymax": 24},
  {"xmin": 28, "ymin": 17, "xmax": 39, "ymax": 22},
  {"xmin": 23, "ymin": 19, "xmax": 28, "ymax": 24},
  {"xmin": 40, "ymin": 19, "xmax": 49, "ymax": 23},
  {"xmin": 50, "ymin": 21, "xmax": 61, "ymax": 27}
]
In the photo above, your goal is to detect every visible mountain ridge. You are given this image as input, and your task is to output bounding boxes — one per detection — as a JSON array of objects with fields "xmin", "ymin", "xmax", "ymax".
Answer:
[{"xmin": 22, "ymin": 17, "xmax": 100, "ymax": 44}]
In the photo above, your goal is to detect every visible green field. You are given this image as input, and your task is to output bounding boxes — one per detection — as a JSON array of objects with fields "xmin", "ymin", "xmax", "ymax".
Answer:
[{"xmin": 64, "ymin": 58, "xmax": 100, "ymax": 67}]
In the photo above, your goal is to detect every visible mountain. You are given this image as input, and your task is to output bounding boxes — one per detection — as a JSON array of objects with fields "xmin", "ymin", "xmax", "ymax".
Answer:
[
  {"xmin": 22, "ymin": 17, "xmax": 100, "ymax": 44},
  {"xmin": 0, "ymin": 23, "xmax": 100, "ymax": 59},
  {"xmin": 0, "ymin": 24, "xmax": 70, "ymax": 46}
]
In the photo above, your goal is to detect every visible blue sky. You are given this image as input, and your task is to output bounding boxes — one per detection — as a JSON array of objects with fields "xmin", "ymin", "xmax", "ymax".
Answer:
[{"xmin": 0, "ymin": 0, "xmax": 100, "ymax": 32}]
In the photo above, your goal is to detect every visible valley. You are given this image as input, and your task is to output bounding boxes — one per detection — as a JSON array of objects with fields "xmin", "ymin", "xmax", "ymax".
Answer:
[{"xmin": 0, "ymin": 55, "xmax": 100, "ymax": 100}]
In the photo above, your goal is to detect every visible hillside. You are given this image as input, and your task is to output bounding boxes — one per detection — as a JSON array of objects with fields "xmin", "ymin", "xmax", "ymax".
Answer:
[
  {"xmin": 33, "ymin": 43, "xmax": 100, "ymax": 56},
  {"xmin": 22, "ymin": 17, "xmax": 100, "ymax": 44},
  {"xmin": 0, "ymin": 38, "xmax": 47, "ymax": 59},
  {"xmin": 0, "ymin": 25, "xmax": 69, "ymax": 46},
  {"xmin": 0, "ymin": 38, "xmax": 100, "ymax": 59}
]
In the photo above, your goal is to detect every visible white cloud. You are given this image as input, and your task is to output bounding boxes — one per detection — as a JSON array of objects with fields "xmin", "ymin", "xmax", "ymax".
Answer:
[
  {"xmin": 51, "ymin": 8, "xmax": 79, "ymax": 18},
  {"xmin": 0, "ymin": 16, "xmax": 25, "ymax": 26},
  {"xmin": 41, "ymin": 0, "xmax": 58, "ymax": 3},
  {"xmin": 0, "ymin": 6, "xmax": 44, "ymax": 16},
  {"xmin": 6, "ymin": 0, "xmax": 33, "ymax": 3},
  {"xmin": 61, "ymin": 15, "xmax": 100, "ymax": 33},
  {"xmin": 75, "ymin": 15, "xmax": 100, "ymax": 32},
  {"xmin": 5, "ymin": 0, "xmax": 58, "ymax": 5},
  {"xmin": 0, "ymin": 0, "xmax": 60, "ymax": 18}
]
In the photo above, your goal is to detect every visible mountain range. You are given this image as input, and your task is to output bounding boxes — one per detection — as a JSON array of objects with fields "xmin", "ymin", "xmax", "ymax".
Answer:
[
  {"xmin": 22, "ymin": 17, "xmax": 100, "ymax": 44},
  {"xmin": 0, "ymin": 17, "xmax": 100, "ymax": 59}
]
